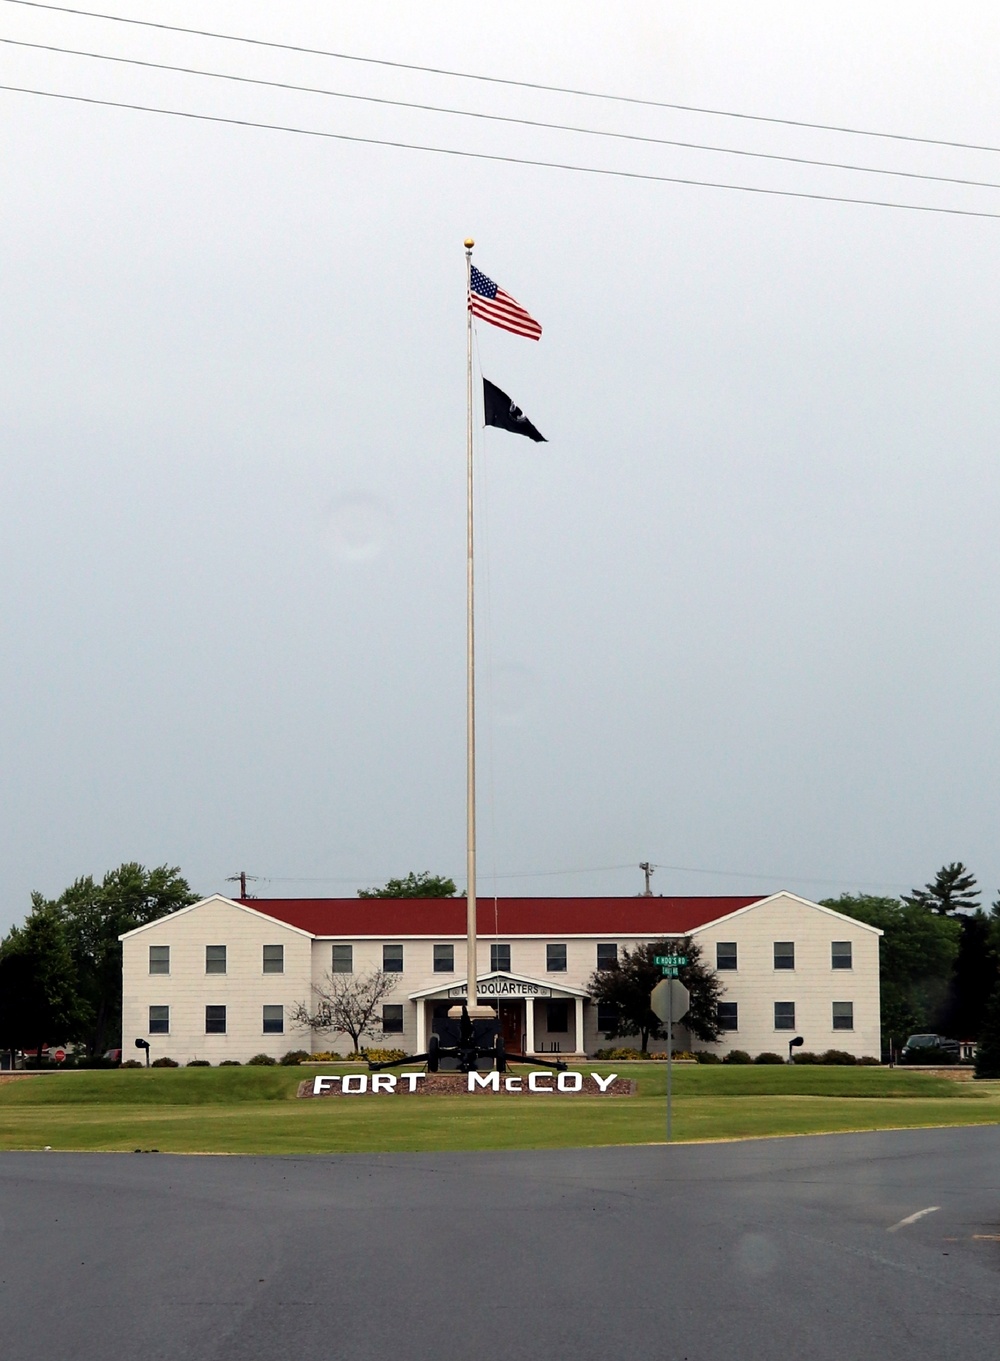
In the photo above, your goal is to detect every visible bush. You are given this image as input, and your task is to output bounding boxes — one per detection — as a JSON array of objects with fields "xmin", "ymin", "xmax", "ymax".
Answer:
[
  {"xmin": 792, "ymin": 1052, "xmax": 819, "ymax": 1064},
  {"xmin": 974, "ymin": 982, "xmax": 1000, "ymax": 1079},
  {"xmin": 722, "ymin": 1049, "xmax": 752, "ymax": 1065},
  {"xmin": 309, "ymin": 1051, "xmax": 343, "ymax": 1062},
  {"xmin": 247, "ymin": 1053, "xmax": 277, "ymax": 1066},
  {"xmin": 857, "ymin": 1056, "xmax": 881, "ymax": 1065},
  {"xmin": 593, "ymin": 1046, "xmax": 651, "ymax": 1061},
  {"xmin": 186, "ymin": 1059, "xmax": 210, "ymax": 1067},
  {"xmin": 754, "ymin": 1052, "xmax": 785, "ymax": 1064},
  {"xmin": 121, "ymin": 1059, "xmax": 143, "ymax": 1068},
  {"xmin": 151, "ymin": 1056, "xmax": 178, "ymax": 1068},
  {"xmin": 694, "ymin": 1051, "xmax": 722, "ymax": 1064},
  {"xmin": 279, "ymin": 1050, "xmax": 311, "ymax": 1066},
  {"xmin": 219, "ymin": 1059, "xmax": 242, "ymax": 1066},
  {"xmin": 350, "ymin": 1047, "xmax": 407, "ymax": 1064},
  {"xmin": 819, "ymin": 1049, "xmax": 857, "ymax": 1065}
]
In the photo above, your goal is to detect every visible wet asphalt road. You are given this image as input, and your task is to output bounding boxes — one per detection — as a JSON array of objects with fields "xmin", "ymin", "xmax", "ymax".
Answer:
[{"xmin": 1, "ymin": 1125, "xmax": 998, "ymax": 1360}]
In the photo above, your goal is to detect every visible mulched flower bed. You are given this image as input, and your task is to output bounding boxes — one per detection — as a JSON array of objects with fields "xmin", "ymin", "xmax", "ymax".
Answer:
[{"xmin": 298, "ymin": 1071, "xmax": 636, "ymax": 1097}]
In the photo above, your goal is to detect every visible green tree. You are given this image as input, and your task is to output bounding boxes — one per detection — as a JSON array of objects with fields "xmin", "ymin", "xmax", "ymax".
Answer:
[
  {"xmin": 903, "ymin": 862, "xmax": 980, "ymax": 916},
  {"xmin": 939, "ymin": 910, "xmax": 1000, "ymax": 1040},
  {"xmin": 0, "ymin": 900, "xmax": 88, "ymax": 1059},
  {"xmin": 586, "ymin": 938, "xmax": 723, "ymax": 1052},
  {"xmin": 358, "ymin": 871, "xmax": 457, "ymax": 898},
  {"xmin": 822, "ymin": 894, "xmax": 960, "ymax": 1046},
  {"xmin": 52, "ymin": 863, "xmax": 198, "ymax": 1055},
  {"xmin": 973, "ymin": 981, "xmax": 1000, "ymax": 1079}
]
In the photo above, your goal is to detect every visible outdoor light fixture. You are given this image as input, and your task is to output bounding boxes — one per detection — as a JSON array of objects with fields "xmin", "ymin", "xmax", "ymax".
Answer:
[
  {"xmin": 135, "ymin": 1038, "xmax": 151, "ymax": 1069},
  {"xmin": 788, "ymin": 1035, "xmax": 804, "ymax": 1063}
]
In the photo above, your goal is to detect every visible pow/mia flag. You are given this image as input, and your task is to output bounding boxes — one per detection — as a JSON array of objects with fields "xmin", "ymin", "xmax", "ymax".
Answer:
[{"xmin": 482, "ymin": 377, "xmax": 547, "ymax": 443}]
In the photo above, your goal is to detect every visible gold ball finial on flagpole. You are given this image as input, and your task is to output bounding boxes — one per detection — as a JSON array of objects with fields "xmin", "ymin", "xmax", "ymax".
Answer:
[{"xmin": 464, "ymin": 237, "xmax": 475, "ymax": 249}]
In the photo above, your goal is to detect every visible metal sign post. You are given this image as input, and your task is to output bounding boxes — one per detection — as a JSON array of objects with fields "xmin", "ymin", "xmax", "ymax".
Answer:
[
  {"xmin": 667, "ymin": 985, "xmax": 673, "ymax": 1141},
  {"xmin": 650, "ymin": 975, "xmax": 690, "ymax": 1142}
]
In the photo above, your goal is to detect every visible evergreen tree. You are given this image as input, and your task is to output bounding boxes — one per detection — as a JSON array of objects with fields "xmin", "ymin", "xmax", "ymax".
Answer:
[
  {"xmin": 903, "ymin": 862, "xmax": 980, "ymax": 916},
  {"xmin": 939, "ymin": 911, "xmax": 1000, "ymax": 1040},
  {"xmin": 973, "ymin": 982, "xmax": 1000, "ymax": 1079}
]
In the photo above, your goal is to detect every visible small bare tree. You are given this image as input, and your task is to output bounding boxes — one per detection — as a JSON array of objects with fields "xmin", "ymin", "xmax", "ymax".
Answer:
[{"xmin": 290, "ymin": 968, "xmax": 397, "ymax": 1053}]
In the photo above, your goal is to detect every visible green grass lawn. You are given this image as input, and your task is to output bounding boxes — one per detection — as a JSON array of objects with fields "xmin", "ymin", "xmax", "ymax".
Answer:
[{"xmin": 1, "ymin": 1064, "xmax": 997, "ymax": 1155}]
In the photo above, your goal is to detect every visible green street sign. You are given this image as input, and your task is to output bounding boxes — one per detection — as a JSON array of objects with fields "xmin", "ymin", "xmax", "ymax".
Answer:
[
  {"xmin": 660, "ymin": 966, "xmax": 679, "ymax": 977},
  {"xmin": 654, "ymin": 955, "xmax": 688, "ymax": 967}
]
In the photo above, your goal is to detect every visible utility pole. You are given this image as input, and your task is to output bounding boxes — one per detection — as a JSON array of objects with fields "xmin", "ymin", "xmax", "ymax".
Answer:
[
  {"xmin": 639, "ymin": 862, "xmax": 654, "ymax": 896},
  {"xmin": 225, "ymin": 871, "xmax": 258, "ymax": 899}
]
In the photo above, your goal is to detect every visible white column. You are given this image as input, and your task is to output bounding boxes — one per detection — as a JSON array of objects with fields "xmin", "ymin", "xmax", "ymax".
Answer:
[
  {"xmin": 416, "ymin": 1000, "xmax": 426, "ymax": 1055},
  {"xmin": 525, "ymin": 999, "xmax": 536, "ymax": 1055},
  {"xmin": 574, "ymin": 996, "xmax": 586, "ymax": 1055}
]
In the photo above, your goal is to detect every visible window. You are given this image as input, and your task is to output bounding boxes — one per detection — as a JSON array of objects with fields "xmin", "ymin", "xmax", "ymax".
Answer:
[
  {"xmin": 716, "ymin": 942, "xmax": 738, "ymax": 971},
  {"xmin": 717, "ymin": 1002, "xmax": 738, "ymax": 1031},
  {"xmin": 597, "ymin": 1002, "xmax": 618, "ymax": 1035},
  {"xmin": 832, "ymin": 1001, "xmax": 854, "ymax": 1031},
  {"xmin": 383, "ymin": 944, "xmax": 404, "ymax": 973},
  {"xmin": 491, "ymin": 943, "xmax": 511, "ymax": 973},
  {"xmin": 262, "ymin": 1005, "xmax": 284, "ymax": 1035},
  {"xmin": 205, "ymin": 944, "xmax": 227, "ymax": 974},
  {"xmin": 546, "ymin": 943, "xmax": 567, "ymax": 973},
  {"xmin": 263, "ymin": 944, "xmax": 284, "ymax": 974},
  {"xmin": 773, "ymin": 941, "xmax": 795, "ymax": 970},
  {"xmin": 382, "ymin": 1004, "xmax": 404, "ymax": 1034},
  {"xmin": 148, "ymin": 1005, "xmax": 169, "ymax": 1034},
  {"xmin": 774, "ymin": 1001, "xmax": 796, "ymax": 1030},
  {"xmin": 205, "ymin": 1005, "xmax": 226, "ymax": 1034},
  {"xmin": 832, "ymin": 941, "xmax": 853, "ymax": 970},
  {"xmin": 546, "ymin": 1001, "xmax": 569, "ymax": 1033},
  {"xmin": 596, "ymin": 943, "xmax": 617, "ymax": 970},
  {"xmin": 433, "ymin": 944, "xmax": 454, "ymax": 973},
  {"xmin": 148, "ymin": 945, "xmax": 170, "ymax": 974},
  {"xmin": 331, "ymin": 943, "xmax": 353, "ymax": 974}
]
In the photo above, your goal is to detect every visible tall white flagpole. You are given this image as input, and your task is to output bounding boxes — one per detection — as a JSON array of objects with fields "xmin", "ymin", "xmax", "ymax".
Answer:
[{"xmin": 464, "ymin": 237, "xmax": 480, "ymax": 1018}]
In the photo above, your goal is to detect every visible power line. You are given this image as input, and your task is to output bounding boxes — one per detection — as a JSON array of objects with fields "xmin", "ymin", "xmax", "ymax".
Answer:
[
  {"xmin": 252, "ymin": 862, "xmax": 906, "ymax": 890},
  {"xmin": 651, "ymin": 861, "xmax": 906, "ymax": 891},
  {"xmin": 6, "ymin": 0, "xmax": 1000, "ymax": 158},
  {"xmin": 5, "ymin": 36, "xmax": 1000, "ymax": 195},
  {"xmin": 4, "ymin": 83, "xmax": 1000, "ymax": 220}
]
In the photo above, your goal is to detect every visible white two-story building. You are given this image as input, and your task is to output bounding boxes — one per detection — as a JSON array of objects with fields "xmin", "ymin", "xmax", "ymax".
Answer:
[{"xmin": 119, "ymin": 891, "xmax": 881, "ymax": 1064}]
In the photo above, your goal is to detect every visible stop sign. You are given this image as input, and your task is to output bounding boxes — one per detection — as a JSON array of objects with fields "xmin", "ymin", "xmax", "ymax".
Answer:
[{"xmin": 53, "ymin": 1048, "xmax": 66, "ymax": 1063}]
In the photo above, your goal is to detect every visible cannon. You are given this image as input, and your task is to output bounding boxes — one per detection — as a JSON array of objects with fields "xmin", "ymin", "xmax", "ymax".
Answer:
[{"xmin": 367, "ymin": 1004, "xmax": 568, "ymax": 1074}]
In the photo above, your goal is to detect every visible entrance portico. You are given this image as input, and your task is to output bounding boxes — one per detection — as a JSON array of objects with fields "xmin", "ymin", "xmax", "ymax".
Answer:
[{"xmin": 410, "ymin": 971, "xmax": 588, "ymax": 1056}]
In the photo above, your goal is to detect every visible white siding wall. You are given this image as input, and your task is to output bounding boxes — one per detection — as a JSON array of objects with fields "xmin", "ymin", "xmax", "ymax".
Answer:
[
  {"xmin": 690, "ymin": 895, "xmax": 881, "ymax": 1059},
  {"xmin": 121, "ymin": 893, "xmax": 880, "ymax": 1062},
  {"xmin": 121, "ymin": 897, "xmax": 313, "ymax": 1065}
]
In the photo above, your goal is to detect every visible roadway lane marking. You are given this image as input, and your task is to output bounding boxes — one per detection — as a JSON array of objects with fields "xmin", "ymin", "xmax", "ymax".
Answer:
[{"xmin": 887, "ymin": 1206, "xmax": 940, "ymax": 1233}]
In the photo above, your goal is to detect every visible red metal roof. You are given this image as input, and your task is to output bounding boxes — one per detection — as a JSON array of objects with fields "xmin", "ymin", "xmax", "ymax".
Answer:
[{"xmin": 240, "ymin": 896, "xmax": 761, "ymax": 937}]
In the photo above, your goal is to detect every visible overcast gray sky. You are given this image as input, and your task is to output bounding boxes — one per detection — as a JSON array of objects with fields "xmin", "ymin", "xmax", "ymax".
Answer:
[{"xmin": 3, "ymin": 1, "xmax": 1000, "ymax": 929}]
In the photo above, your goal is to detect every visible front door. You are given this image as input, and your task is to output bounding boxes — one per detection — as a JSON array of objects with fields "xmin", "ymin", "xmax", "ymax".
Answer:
[{"xmin": 500, "ymin": 1002, "xmax": 522, "ymax": 1053}]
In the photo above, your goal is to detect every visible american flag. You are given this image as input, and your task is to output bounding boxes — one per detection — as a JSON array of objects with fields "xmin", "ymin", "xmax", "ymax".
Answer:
[{"xmin": 468, "ymin": 266, "xmax": 542, "ymax": 340}]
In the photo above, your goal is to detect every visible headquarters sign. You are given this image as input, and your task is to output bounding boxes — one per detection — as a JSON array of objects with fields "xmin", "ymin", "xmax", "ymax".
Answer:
[{"xmin": 445, "ymin": 976, "xmax": 552, "ymax": 998}]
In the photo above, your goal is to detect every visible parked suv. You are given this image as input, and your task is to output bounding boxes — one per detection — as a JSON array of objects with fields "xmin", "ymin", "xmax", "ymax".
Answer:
[{"xmin": 900, "ymin": 1033, "xmax": 960, "ymax": 1062}]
